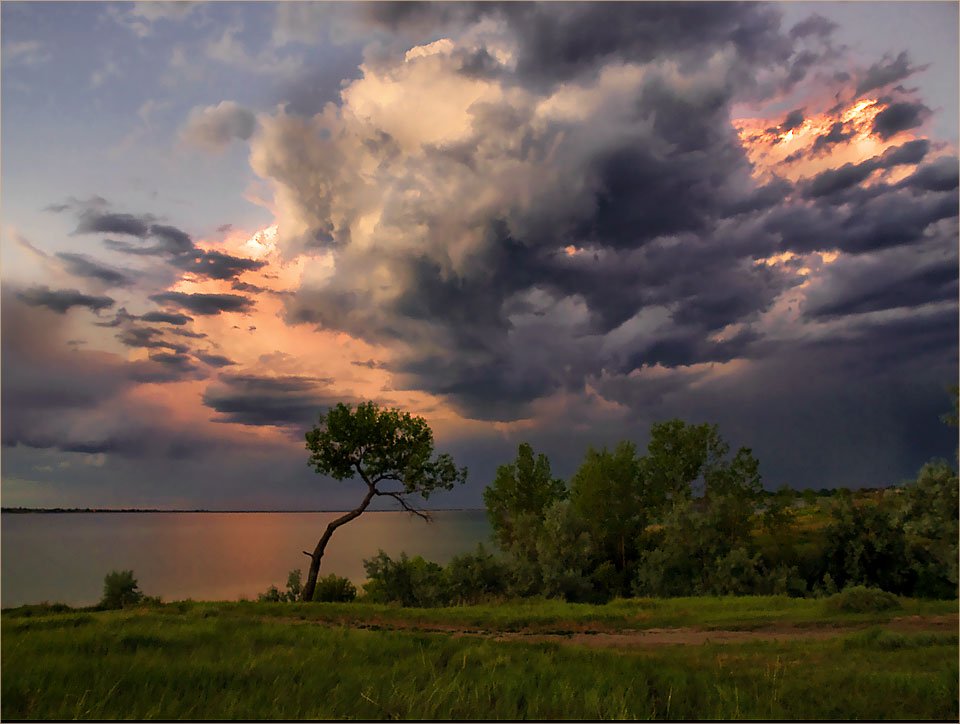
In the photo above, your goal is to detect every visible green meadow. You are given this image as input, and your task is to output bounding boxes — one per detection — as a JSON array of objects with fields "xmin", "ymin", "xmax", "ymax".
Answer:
[{"xmin": 3, "ymin": 596, "xmax": 956, "ymax": 720}]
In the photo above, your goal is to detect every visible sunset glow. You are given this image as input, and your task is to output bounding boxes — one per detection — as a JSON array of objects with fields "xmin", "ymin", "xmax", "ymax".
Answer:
[{"xmin": 2, "ymin": 2, "xmax": 956, "ymax": 509}]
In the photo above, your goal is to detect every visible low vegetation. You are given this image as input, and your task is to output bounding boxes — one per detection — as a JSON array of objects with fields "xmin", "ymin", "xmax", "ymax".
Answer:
[
  {"xmin": 2, "ymin": 597, "xmax": 956, "ymax": 720},
  {"xmin": 4, "ymin": 395, "xmax": 956, "ymax": 720}
]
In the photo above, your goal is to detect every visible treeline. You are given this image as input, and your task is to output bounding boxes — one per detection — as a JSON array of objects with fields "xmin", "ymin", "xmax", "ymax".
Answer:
[{"xmin": 346, "ymin": 417, "xmax": 957, "ymax": 605}]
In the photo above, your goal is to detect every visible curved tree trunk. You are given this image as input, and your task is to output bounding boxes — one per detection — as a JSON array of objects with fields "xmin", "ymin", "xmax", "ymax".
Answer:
[{"xmin": 301, "ymin": 486, "xmax": 377, "ymax": 602}]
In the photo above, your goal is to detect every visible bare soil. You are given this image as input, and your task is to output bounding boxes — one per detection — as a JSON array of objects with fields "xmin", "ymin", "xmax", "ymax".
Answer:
[{"xmin": 267, "ymin": 613, "xmax": 958, "ymax": 649}]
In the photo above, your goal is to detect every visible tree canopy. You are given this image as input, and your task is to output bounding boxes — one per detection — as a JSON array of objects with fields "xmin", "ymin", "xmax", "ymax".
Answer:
[{"xmin": 300, "ymin": 401, "xmax": 467, "ymax": 601}]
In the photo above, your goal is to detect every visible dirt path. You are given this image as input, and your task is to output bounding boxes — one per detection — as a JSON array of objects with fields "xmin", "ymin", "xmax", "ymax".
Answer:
[{"xmin": 264, "ymin": 613, "xmax": 958, "ymax": 649}]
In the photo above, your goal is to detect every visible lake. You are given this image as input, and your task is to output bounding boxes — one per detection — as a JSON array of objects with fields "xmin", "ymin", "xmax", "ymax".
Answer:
[{"xmin": 1, "ymin": 511, "xmax": 491, "ymax": 608}]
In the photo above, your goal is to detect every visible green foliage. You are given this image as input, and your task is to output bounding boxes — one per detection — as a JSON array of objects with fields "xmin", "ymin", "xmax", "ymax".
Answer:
[
  {"xmin": 898, "ymin": 460, "xmax": 959, "ymax": 597},
  {"xmin": 825, "ymin": 585, "xmax": 902, "ymax": 613},
  {"xmin": 301, "ymin": 401, "xmax": 467, "ymax": 602},
  {"xmin": 362, "ymin": 551, "xmax": 448, "ymax": 607},
  {"xmin": 259, "ymin": 569, "xmax": 312, "ymax": 603},
  {"xmin": 822, "ymin": 496, "xmax": 912, "ymax": 594},
  {"xmin": 483, "ymin": 443, "xmax": 565, "ymax": 553},
  {"xmin": 534, "ymin": 500, "xmax": 597, "ymax": 602},
  {"xmin": 305, "ymin": 402, "xmax": 467, "ymax": 498},
  {"xmin": 3, "ymin": 600, "xmax": 957, "ymax": 720},
  {"xmin": 313, "ymin": 574, "xmax": 357, "ymax": 603},
  {"xmin": 569, "ymin": 441, "xmax": 646, "ymax": 575},
  {"xmin": 100, "ymin": 570, "xmax": 143, "ymax": 610},
  {"xmin": 443, "ymin": 545, "xmax": 509, "ymax": 604}
]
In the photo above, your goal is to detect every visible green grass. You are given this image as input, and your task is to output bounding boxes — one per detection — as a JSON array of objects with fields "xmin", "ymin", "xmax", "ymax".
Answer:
[
  {"xmin": 116, "ymin": 593, "xmax": 956, "ymax": 634},
  {"xmin": 3, "ymin": 599, "xmax": 956, "ymax": 720}
]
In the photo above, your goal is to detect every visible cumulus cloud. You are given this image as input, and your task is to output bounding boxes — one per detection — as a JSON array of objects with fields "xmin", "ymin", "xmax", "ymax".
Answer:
[
  {"xmin": 180, "ymin": 101, "xmax": 257, "ymax": 151},
  {"xmin": 252, "ymin": 2, "xmax": 913, "ymax": 420}
]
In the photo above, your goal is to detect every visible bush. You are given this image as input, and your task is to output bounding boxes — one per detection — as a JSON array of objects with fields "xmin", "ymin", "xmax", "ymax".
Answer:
[
  {"xmin": 313, "ymin": 574, "xmax": 357, "ymax": 602},
  {"xmin": 257, "ymin": 585, "xmax": 284, "ymax": 603},
  {"xmin": 362, "ymin": 551, "xmax": 449, "ymax": 607},
  {"xmin": 258, "ymin": 569, "xmax": 308, "ymax": 602},
  {"xmin": 824, "ymin": 585, "xmax": 902, "ymax": 613},
  {"xmin": 100, "ymin": 570, "xmax": 144, "ymax": 609},
  {"xmin": 444, "ymin": 545, "xmax": 508, "ymax": 604}
]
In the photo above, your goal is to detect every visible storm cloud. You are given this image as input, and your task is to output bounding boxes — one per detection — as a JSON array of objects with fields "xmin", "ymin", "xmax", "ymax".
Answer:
[
  {"xmin": 74, "ymin": 205, "xmax": 267, "ymax": 282},
  {"xmin": 252, "ymin": 2, "xmax": 955, "ymax": 423},
  {"xmin": 17, "ymin": 286, "xmax": 115, "ymax": 314},
  {"xmin": 202, "ymin": 373, "xmax": 343, "ymax": 429},
  {"xmin": 149, "ymin": 291, "xmax": 255, "ymax": 315}
]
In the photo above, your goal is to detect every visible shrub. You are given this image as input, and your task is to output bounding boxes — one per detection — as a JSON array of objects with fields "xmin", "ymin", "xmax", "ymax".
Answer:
[
  {"xmin": 824, "ymin": 585, "xmax": 902, "ymax": 613},
  {"xmin": 100, "ymin": 570, "xmax": 144, "ymax": 609},
  {"xmin": 444, "ymin": 545, "xmax": 508, "ymax": 604},
  {"xmin": 362, "ymin": 551, "xmax": 449, "ymax": 607},
  {"xmin": 258, "ymin": 569, "xmax": 307, "ymax": 602},
  {"xmin": 313, "ymin": 574, "xmax": 357, "ymax": 602},
  {"xmin": 257, "ymin": 585, "xmax": 284, "ymax": 603},
  {"xmin": 708, "ymin": 547, "xmax": 762, "ymax": 595}
]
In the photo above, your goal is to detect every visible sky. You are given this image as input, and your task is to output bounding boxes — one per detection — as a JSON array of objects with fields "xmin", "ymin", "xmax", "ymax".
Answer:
[{"xmin": 2, "ymin": 1, "xmax": 957, "ymax": 510}]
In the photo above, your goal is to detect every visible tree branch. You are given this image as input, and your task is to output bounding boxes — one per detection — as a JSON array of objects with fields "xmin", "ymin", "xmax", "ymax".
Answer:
[{"xmin": 375, "ymin": 490, "xmax": 431, "ymax": 521}]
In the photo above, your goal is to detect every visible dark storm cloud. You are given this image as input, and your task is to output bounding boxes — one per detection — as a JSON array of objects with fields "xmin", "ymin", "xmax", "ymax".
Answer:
[
  {"xmin": 780, "ymin": 108, "xmax": 804, "ymax": 130},
  {"xmin": 116, "ymin": 326, "xmax": 190, "ymax": 355},
  {"xmin": 17, "ymin": 286, "xmax": 114, "ymax": 314},
  {"xmin": 360, "ymin": 2, "xmax": 796, "ymax": 89},
  {"xmin": 72, "ymin": 205, "xmax": 266, "ymax": 282},
  {"xmin": 805, "ymin": 160, "xmax": 878, "ymax": 198},
  {"xmin": 150, "ymin": 291, "xmax": 255, "ymax": 315},
  {"xmin": 147, "ymin": 352, "xmax": 200, "ymax": 376},
  {"xmin": 202, "ymin": 373, "xmax": 343, "ymax": 428},
  {"xmin": 805, "ymin": 254, "xmax": 958, "ymax": 319},
  {"xmin": 195, "ymin": 352, "xmax": 237, "ymax": 368},
  {"xmin": 2, "ymin": 291, "xmax": 211, "ymax": 459},
  {"xmin": 140, "ymin": 311, "xmax": 193, "ymax": 325},
  {"xmin": 351, "ymin": 359, "xmax": 387, "ymax": 369},
  {"xmin": 260, "ymin": 2, "xmax": 955, "ymax": 425},
  {"xmin": 811, "ymin": 121, "xmax": 853, "ymax": 153},
  {"xmin": 174, "ymin": 249, "xmax": 266, "ymax": 281},
  {"xmin": 772, "ymin": 181, "xmax": 957, "ymax": 255},
  {"xmin": 856, "ymin": 51, "xmax": 928, "ymax": 95},
  {"xmin": 873, "ymin": 101, "xmax": 930, "ymax": 139},
  {"xmin": 788, "ymin": 13, "xmax": 837, "ymax": 40},
  {"xmin": 898, "ymin": 155, "xmax": 959, "ymax": 192},
  {"xmin": 804, "ymin": 139, "xmax": 932, "ymax": 198},
  {"xmin": 56, "ymin": 252, "xmax": 134, "ymax": 287},
  {"xmin": 231, "ymin": 280, "xmax": 267, "ymax": 293},
  {"xmin": 74, "ymin": 210, "xmax": 153, "ymax": 237}
]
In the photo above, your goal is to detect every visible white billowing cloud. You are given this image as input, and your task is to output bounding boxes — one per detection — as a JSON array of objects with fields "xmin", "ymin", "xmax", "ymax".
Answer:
[
  {"xmin": 247, "ymin": 6, "xmax": 953, "ymax": 426},
  {"xmin": 180, "ymin": 101, "xmax": 257, "ymax": 152},
  {"xmin": 247, "ymin": 25, "xmax": 774, "ymax": 420}
]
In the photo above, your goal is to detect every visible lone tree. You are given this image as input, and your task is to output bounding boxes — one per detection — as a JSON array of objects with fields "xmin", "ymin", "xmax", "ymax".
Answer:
[{"xmin": 300, "ymin": 401, "xmax": 467, "ymax": 602}]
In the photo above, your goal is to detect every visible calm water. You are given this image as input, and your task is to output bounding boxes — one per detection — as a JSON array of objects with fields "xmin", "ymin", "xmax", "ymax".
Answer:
[{"xmin": 1, "ymin": 511, "xmax": 490, "ymax": 608}]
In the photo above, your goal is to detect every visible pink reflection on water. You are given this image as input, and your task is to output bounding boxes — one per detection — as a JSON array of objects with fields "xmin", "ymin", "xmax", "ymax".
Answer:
[{"xmin": 1, "ymin": 511, "xmax": 489, "ymax": 607}]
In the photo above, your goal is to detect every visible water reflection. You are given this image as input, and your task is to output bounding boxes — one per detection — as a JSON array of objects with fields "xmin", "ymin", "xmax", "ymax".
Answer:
[{"xmin": 1, "ymin": 511, "xmax": 490, "ymax": 607}]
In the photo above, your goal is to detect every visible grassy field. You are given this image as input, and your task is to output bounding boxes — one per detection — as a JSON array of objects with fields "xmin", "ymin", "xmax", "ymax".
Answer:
[{"xmin": 3, "ymin": 595, "xmax": 957, "ymax": 720}]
